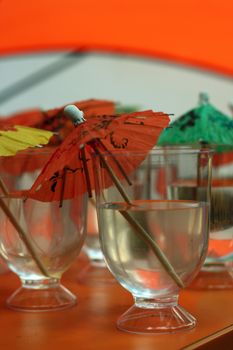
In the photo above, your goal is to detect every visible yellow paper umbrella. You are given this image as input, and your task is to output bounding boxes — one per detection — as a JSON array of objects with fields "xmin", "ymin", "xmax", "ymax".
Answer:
[
  {"xmin": 0, "ymin": 125, "xmax": 53, "ymax": 156},
  {"xmin": 0, "ymin": 125, "xmax": 53, "ymax": 277}
]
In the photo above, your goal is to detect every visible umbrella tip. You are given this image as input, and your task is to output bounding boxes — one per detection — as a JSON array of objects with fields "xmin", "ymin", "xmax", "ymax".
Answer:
[
  {"xmin": 199, "ymin": 92, "xmax": 209, "ymax": 105},
  {"xmin": 228, "ymin": 103, "xmax": 233, "ymax": 117},
  {"xmin": 64, "ymin": 105, "xmax": 86, "ymax": 125}
]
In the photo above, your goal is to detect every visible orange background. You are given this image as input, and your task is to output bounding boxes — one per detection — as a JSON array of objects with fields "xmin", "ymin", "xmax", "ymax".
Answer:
[{"xmin": 0, "ymin": 1, "xmax": 233, "ymax": 76}]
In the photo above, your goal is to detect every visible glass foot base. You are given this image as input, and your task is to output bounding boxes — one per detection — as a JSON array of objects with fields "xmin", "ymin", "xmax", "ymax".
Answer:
[
  {"xmin": 117, "ymin": 304, "xmax": 196, "ymax": 334},
  {"xmin": 7, "ymin": 283, "xmax": 77, "ymax": 312}
]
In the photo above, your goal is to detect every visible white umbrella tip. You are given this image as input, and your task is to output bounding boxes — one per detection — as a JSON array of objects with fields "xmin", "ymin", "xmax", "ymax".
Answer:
[{"xmin": 64, "ymin": 105, "xmax": 85, "ymax": 125}]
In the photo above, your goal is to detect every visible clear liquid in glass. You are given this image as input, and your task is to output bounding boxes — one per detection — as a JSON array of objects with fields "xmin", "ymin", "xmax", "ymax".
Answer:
[
  {"xmin": 204, "ymin": 185, "xmax": 233, "ymax": 271},
  {"xmin": 170, "ymin": 182, "xmax": 233, "ymax": 272},
  {"xmin": 99, "ymin": 199, "xmax": 209, "ymax": 298}
]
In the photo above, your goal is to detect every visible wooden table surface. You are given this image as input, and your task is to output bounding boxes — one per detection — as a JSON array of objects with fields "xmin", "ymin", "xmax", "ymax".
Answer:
[{"xmin": 0, "ymin": 255, "xmax": 232, "ymax": 350}]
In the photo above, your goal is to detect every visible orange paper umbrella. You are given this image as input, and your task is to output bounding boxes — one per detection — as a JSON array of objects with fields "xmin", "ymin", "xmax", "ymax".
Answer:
[{"xmin": 26, "ymin": 106, "xmax": 170, "ymax": 204}]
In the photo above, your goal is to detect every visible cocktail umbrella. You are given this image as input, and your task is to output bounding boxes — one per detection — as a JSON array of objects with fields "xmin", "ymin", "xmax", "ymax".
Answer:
[
  {"xmin": 27, "ymin": 107, "xmax": 170, "ymax": 202},
  {"xmin": 0, "ymin": 146, "xmax": 54, "ymax": 177},
  {"xmin": 25, "ymin": 106, "xmax": 185, "ymax": 288},
  {"xmin": 0, "ymin": 125, "xmax": 53, "ymax": 157},
  {"xmin": 158, "ymin": 93, "xmax": 233, "ymax": 148},
  {"xmin": 0, "ymin": 99, "xmax": 115, "ymax": 144},
  {"xmin": 35, "ymin": 99, "xmax": 115, "ymax": 142},
  {"xmin": 158, "ymin": 93, "xmax": 233, "ymax": 172},
  {"xmin": 0, "ymin": 109, "xmax": 43, "ymax": 127},
  {"xmin": 0, "ymin": 126, "xmax": 54, "ymax": 192},
  {"xmin": 0, "ymin": 99, "xmax": 115, "ymax": 176},
  {"xmin": 0, "ymin": 125, "xmax": 53, "ymax": 276},
  {"xmin": 0, "ymin": 126, "xmax": 54, "ymax": 191},
  {"xmin": 157, "ymin": 93, "xmax": 233, "ymax": 235}
]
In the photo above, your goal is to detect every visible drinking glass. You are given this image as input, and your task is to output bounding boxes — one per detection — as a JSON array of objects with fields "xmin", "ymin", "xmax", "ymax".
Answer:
[
  {"xmin": 78, "ymin": 197, "xmax": 115, "ymax": 284},
  {"xmin": 93, "ymin": 147, "xmax": 212, "ymax": 334},
  {"xmin": 0, "ymin": 148, "xmax": 87, "ymax": 311},
  {"xmin": 191, "ymin": 148, "xmax": 233, "ymax": 289}
]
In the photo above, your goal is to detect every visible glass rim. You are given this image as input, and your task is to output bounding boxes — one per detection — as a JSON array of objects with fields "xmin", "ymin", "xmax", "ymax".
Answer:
[
  {"xmin": 0, "ymin": 145, "xmax": 56, "ymax": 158},
  {"xmin": 91, "ymin": 145, "xmax": 214, "ymax": 157}
]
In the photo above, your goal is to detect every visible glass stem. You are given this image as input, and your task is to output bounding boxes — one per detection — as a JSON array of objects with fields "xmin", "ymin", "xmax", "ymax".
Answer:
[
  {"xmin": 134, "ymin": 295, "xmax": 179, "ymax": 309},
  {"xmin": 21, "ymin": 278, "xmax": 60, "ymax": 290}
]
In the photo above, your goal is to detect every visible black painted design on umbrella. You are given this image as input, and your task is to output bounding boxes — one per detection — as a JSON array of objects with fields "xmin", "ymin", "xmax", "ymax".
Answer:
[
  {"xmin": 109, "ymin": 131, "xmax": 128, "ymax": 149},
  {"xmin": 49, "ymin": 167, "xmax": 82, "ymax": 192}
]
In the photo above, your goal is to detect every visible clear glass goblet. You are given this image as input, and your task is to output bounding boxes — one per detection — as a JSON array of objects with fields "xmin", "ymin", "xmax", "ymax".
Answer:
[
  {"xmin": 0, "ymin": 196, "xmax": 87, "ymax": 311},
  {"xmin": 0, "ymin": 148, "xmax": 87, "ymax": 311},
  {"xmin": 93, "ymin": 147, "xmax": 212, "ymax": 334},
  {"xmin": 200, "ymin": 149, "xmax": 233, "ymax": 288},
  {"xmin": 173, "ymin": 147, "xmax": 233, "ymax": 289}
]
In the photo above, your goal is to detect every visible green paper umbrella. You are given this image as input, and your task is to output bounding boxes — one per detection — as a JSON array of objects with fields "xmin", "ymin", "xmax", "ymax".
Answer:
[
  {"xmin": 158, "ymin": 94, "xmax": 233, "ymax": 235},
  {"xmin": 158, "ymin": 93, "xmax": 233, "ymax": 150}
]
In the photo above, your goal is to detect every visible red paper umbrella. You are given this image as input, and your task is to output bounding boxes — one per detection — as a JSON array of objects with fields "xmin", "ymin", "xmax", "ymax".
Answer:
[
  {"xmin": 212, "ymin": 151, "xmax": 233, "ymax": 167},
  {"xmin": 0, "ymin": 146, "xmax": 55, "ymax": 178},
  {"xmin": 0, "ymin": 109, "xmax": 43, "ymax": 127},
  {"xmin": 37, "ymin": 99, "xmax": 115, "ymax": 137},
  {"xmin": 26, "ymin": 106, "xmax": 170, "ymax": 205},
  {"xmin": 0, "ymin": 99, "xmax": 115, "ymax": 143},
  {"xmin": 0, "ymin": 100, "xmax": 115, "ymax": 185}
]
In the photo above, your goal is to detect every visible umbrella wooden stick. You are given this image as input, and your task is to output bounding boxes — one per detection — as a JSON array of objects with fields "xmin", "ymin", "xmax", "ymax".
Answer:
[
  {"xmin": 91, "ymin": 144, "xmax": 184, "ymax": 288},
  {"xmin": 97, "ymin": 139, "xmax": 132, "ymax": 185},
  {"xmin": 91, "ymin": 144, "xmax": 131, "ymax": 204},
  {"xmin": 59, "ymin": 167, "xmax": 67, "ymax": 208},
  {"xmin": 80, "ymin": 146, "xmax": 93, "ymax": 197},
  {"xmin": 0, "ymin": 177, "xmax": 9, "ymax": 195}
]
